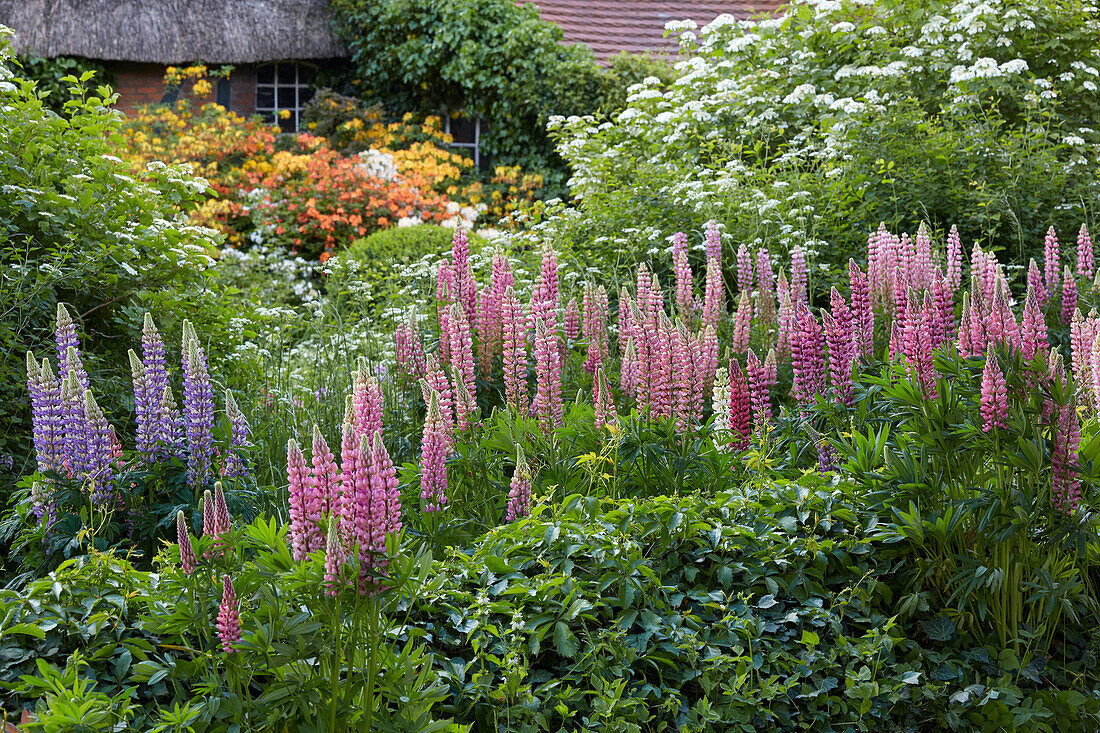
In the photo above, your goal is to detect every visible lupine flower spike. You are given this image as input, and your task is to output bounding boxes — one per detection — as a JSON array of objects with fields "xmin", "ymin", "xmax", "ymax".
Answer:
[
  {"xmin": 177, "ymin": 510, "xmax": 196, "ymax": 575},
  {"xmin": 1078, "ymin": 224, "xmax": 1094, "ymax": 281},
  {"xmin": 980, "ymin": 346, "xmax": 1008, "ymax": 432},
  {"xmin": 419, "ymin": 386, "xmax": 449, "ymax": 512},
  {"xmin": 216, "ymin": 574, "xmax": 241, "ymax": 653},
  {"xmin": 506, "ymin": 446, "xmax": 532, "ymax": 522}
]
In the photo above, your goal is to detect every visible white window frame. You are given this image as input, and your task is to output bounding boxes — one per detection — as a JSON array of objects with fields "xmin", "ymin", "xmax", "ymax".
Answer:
[
  {"xmin": 444, "ymin": 113, "xmax": 488, "ymax": 169},
  {"xmin": 255, "ymin": 62, "xmax": 316, "ymax": 133}
]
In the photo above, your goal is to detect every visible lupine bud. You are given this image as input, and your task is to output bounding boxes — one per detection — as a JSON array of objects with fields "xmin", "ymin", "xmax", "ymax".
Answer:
[
  {"xmin": 287, "ymin": 438, "xmax": 310, "ymax": 561},
  {"xmin": 945, "ymin": 225, "xmax": 963, "ymax": 294},
  {"xmin": 736, "ymin": 243, "xmax": 754, "ymax": 294},
  {"xmin": 213, "ymin": 481, "xmax": 231, "ymax": 548},
  {"xmin": 980, "ymin": 346, "xmax": 1008, "ymax": 432},
  {"xmin": 1062, "ymin": 265, "xmax": 1078, "ymax": 326},
  {"xmin": 202, "ymin": 489, "xmax": 215, "ymax": 540},
  {"xmin": 702, "ymin": 221, "xmax": 725, "ymax": 330},
  {"xmin": 177, "ymin": 510, "xmax": 196, "ymax": 575},
  {"xmin": 216, "ymin": 575, "xmax": 241, "ymax": 653},
  {"xmin": 501, "ymin": 287, "xmax": 529, "ymax": 415},
  {"xmin": 419, "ymin": 387, "xmax": 448, "ymax": 512},
  {"xmin": 1078, "ymin": 224, "xmax": 1094, "ymax": 281},
  {"xmin": 506, "ymin": 446, "xmax": 532, "ymax": 522},
  {"xmin": 672, "ymin": 232, "xmax": 694, "ymax": 319},
  {"xmin": 620, "ymin": 337, "xmax": 638, "ymax": 397},
  {"xmin": 55, "ymin": 304, "xmax": 87, "ymax": 390}
]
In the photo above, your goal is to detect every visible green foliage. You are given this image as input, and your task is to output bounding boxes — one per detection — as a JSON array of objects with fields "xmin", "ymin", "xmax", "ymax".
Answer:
[
  {"xmin": 329, "ymin": 0, "xmax": 672, "ymax": 188},
  {"xmin": 12, "ymin": 55, "xmax": 115, "ymax": 114}
]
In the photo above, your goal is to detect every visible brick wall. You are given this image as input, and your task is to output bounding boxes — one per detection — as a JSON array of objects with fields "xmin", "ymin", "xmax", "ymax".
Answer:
[{"xmin": 108, "ymin": 61, "xmax": 258, "ymax": 118}]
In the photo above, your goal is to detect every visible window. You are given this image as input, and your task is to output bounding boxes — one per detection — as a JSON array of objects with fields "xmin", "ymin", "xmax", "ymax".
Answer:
[
  {"xmin": 444, "ymin": 114, "xmax": 489, "ymax": 169},
  {"xmin": 255, "ymin": 62, "xmax": 316, "ymax": 133}
]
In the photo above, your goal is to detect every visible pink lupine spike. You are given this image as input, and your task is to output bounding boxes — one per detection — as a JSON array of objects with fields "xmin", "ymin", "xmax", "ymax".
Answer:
[
  {"xmin": 672, "ymin": 322, "xmax": 694, "ymax": 430},
  {"xmin": 594, "ymin": 367, "xmax": 618, "ymax": 430},
  {"xmin": 532, "ymin": 244, "xmax": 559, "ymax": 329},
  {"xmin": 323, "ymin": 520, "xmax": 344, "ymax": 597},
  {"xmin": 419, "ymin": 386, "xmax": 448, "ymax": 512},
  {"xmin": 506, "ymin": 445, "xmax": 532, "ymax": 522},
  {"xmin": 1069, "ymin": 309, "xmax": 1090, "ymax": 400},
  {"xmin": 729, "ymin": 360, "xmax": 751, "ymax": 450},
  {"xmin": 450, "ymin": 226, "xmax": 478, "ymax": 327},
  {"xmin": 699, "ymin": 324, "xmax": 719, "ymax": 396},
  {"xmin": 532, "ymin": 317, "xmax": 563, "ymax": 436},
  {"xmin": 582, "ymin": 282, "xmax": 609, "ymax": 374},
  {"xmin": 1078, "ymin": 224, "xmax": 1094, "ymax": 281},
  {"xmin": 1052, "ymin": 400, "xmax": 1082, "ymax": 513},
  {"xmin": 987, "ymin": 285, "xmax": 1020, "ymax": 353},
  {"xmin": 917, "ymin": 292, "xmax": 938, "ymax": 397},
  {"xmin": 451, "ymin": 365, "xmax": 476, "ymax": 432},
  {"xmin": 746, "ymin": 349, "xmax": 771, "ymax": 429},
  {"xmin": 564, "ymin": 297, "xmax": 580, "ymax": 342},
  {"xmin": 736, "ymin": 243, "xmax": 754, "ymax": 294},
  {"xmin": 776, "ymin": 273, "xmax": 794, "ymax": 360},
  {"xmin": 957, "ymin": 292, "xmax": 974, "ymax": 358},
  {"xmin": 213, "ymin": 481, "xmax": 231, "ymax": 548},
  {"xmin": 287, "ymin": 438, "xmax": 311, "ymax": 561},
  {"xmin": 217, "ymin": 574, "xmax": 241, "ymax": 653},
  {"xmin": 177, "ymin": 510, "xmax": 196, "ymax": 575},
  {"xmin": 1062, "ymin": 265, "xmax": 1078, "ymax": 326},
  {"xmin": 423, "ymin": 355, "xmax": 454, "ymax": 446},
  {"xmin": 395, "ymin": 313, "xmax": 426, "ymax": 379},
  {"xmin": 1043, "ymin": 226, "xmax": 1060, "ymax": 295},
  {"xmin": 202, "ymin": 489, "xmax": 215, "ymax": 541},
  {"xmin": 914, "ymin": 224, "xmax": 933, "ymax": 292},
  {"xmin": 620, "ymin": 337, "xmax": 638, "ymax": 398},
  {"xmin": 945, "ymin": 225, "xmax": 963, "ymax": 294},
  {"xmin": 823, "ymin": 289, "xmax": 855, "ymax": 406},
  {"xmin": 448, "ymin": 302, "xmax": 476, "ymax": 425},
  {"xmin": 306, "ymin": 426, "xmax": 338, "ymax": 554},
  {"xmin": 1020, "ymin": 284, "xmax": 1048, "ymax": 362},
  {"xmin": 651, "ymin": 313, "xmax": 675, "ymax": 421},
  {"xmin": 702, "ymin": 220, "xmax": 725, "ymax": 329},
  {"xmin": 1027, "ymin": 258, "xmax": 1048, "ymax": 311},
  {"xmin": 672, "ymin": 232, "xmax": 694, "ymax": 319},
  {"xmin": 756, "ymin": 248, "xmax": 773, "ymax": 300},
  {"xmin": 980, "ymin": 345, "xmax": 1008, "ymax": 432},
  {"xmin": 730, "ymin": 291, "xmax": 752, "ymax": 354},
  {"xmin": 629, "ymin": 302, "xmax": 652, "ymax": 415},
  {"xmin": 352, "ymin": 360, "xmax": 384, "ymax": 442},
  {"xmin": 437, "ymin": 293, "xmax": 453, "ymax": 367},
  {"xmin": 931, "ymin": 277, "xmax": 953, "ymax": 347},
  {"xmin": 501, "ymin": 287, "xmax": 529, "ymax": 415},
  {"xmin": 791, "ymin": 302, "xmax": 827, "ymax": 406},
  {"xmin": 617, "ymin": 287, "xmax": 635, "ymax": 357},
  {"xmin": 848, "ymin": 260, "xmax": 874, "ymax": 358}
]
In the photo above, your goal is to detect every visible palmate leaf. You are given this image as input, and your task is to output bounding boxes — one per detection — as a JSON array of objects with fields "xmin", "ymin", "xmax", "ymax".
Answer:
[{"xmin": 920, "ymin": 615, "xmax": 956, "ymax": 642}]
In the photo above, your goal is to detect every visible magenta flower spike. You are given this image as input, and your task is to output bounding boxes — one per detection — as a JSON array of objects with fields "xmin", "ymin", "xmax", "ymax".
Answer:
[
  {"xmin": 823, "ymin": 289, "xmax": 856, "ymax": 406},
  {"xmin": 956, "ymin": 293, "xmax": 974, "ymax": 358},
  {"xmin": 1078, "ymin": 224, "xmax": 1094, "ymax": 281},
  {"xmin": 1062, "ymin": 265, "xmax": 1078, "ymax": 326},
  {"xmin": 702, "ymin": 220, "xmax": 725, "ymax": 330},
  {"xmin": 1028, "ymin": 259, "xmax": 1048, "ymax": 311},
  {"xmin": 501, "ymin": 287, "xmax": 529, "ymax": 415},
  {"xmin": 177, "ymin": 510, "xmax": 196, "ymax": 575},
  {"xmin": 945, "ymin": 225, "xmax": 963, "ymax": 294},
  {"xmin": 352, "ymin": 360, "xmax": 384, "ymax": 443},
  {"xmin": 1052, "ymin": 401, "xmax": 1082, "ymax": 514},
  {"xmin": 649, "ymin": 312, "xmax": 674, "ymax": 421},
  {"xmin": 790, "ymin": 244, "xmax": 808, "ymax": 305},
  {"xmin": 395, "ymin": 313, "xmax": 426, "ymax": 379},
  {"xmin": 757, "ymin": 249, "xmax": 774, "ymax": 300},
  {"xmin": 986, "ymin": 286, "xmax": 1020, "ymax": 353},
  {"xmin": 286, "ymin": 438, "xmax": 311, "ymax": 561},
  {"xmin": 349, "ymin": 432, "xmax": 402, "ymax": 591},
  {"xmin": 216, "ymin": 574, "xmax": 242, "ymax": 653},
  {"xmin": 532, "ymin": 243, "xmax": 560, "ymax": 329},
  {"xmin": 729, "ymin": 360, "xmax": 751, "ymax": 450},
  {"xmin": 699, "ymin": 324, "xmax": 719, "ymax": 396},
  {"xmin": 731, "ymin": 291, "xmax": 753, "ymax": 354},
  {"xmin": 746, "ymin": 349, "xmax": 771, "ymax": 429},
  {"xmin": 848, "ymin": 260, "xmax": 874, "ymax": 358},
  {"xmin": 672, "ymin": 322, "xmax": 694, "ymax": 430},
  {"xmin": 1069, "ymin": 309, "xmax": 1090, "ymax": 397},
  {"xmin": 736, "ymin": 243, "xmax": 754, "ymax": 295},
  {"xmin": 506, "ymin": 445, "xmax": 532, "ymax": 522},
  {"xmin": 532, "ymin": 317, "xmax": 563, "ymax": 436},
  {"xmin": 931, "ymin": 277, "xmax": 954, "ymax": 347},
  {"xmin": 419, "ymin": 387, "xmax": 449, "ymax": 512},
  {"xmin": 423, "ymin": 355, "xmax": 455, "ymax": 446},
  {"xmin": 791, "ymin": 303, "xmax": 826, "ymax": 407},
  {"xmin": 672, "ymin": 232, "xmax": 694, "ymax": 319},
  {"xmin": 914, "ymin": 225, "xmax": 933, "ymax": 292},
  {"xmin": 776, "ymin": 274, "xmax": 794, "ymax": 360},
  {"xmin": 979, "ymin": 346, "xmax": 1008, "ymax": 432}
]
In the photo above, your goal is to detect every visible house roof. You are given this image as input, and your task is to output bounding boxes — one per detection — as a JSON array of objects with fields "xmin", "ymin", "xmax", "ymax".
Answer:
[
  {"xmin": 531, "ymin": 0, "xmax": 786, "ymax": 62},
  {"xmin": 0, "ymin": 0, "xmax": 346, "ymax": 64}
]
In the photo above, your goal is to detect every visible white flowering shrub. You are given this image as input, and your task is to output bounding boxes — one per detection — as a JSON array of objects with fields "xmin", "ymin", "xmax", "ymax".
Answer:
[{"xmin": 548, "ymin": 0, "xmax": 1100, "ymax": 281}]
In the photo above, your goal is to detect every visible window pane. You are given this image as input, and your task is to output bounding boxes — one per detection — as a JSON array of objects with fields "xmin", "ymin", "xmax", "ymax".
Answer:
[
  {"xmin": 300, "ymin": 86, "xmax": 316, "ymax": 106},
  {"xmin": 256, "ymin": 87, "xmax": 275, "ymax": 109},
  {"xmin": 278, "ymin": 86, "xmax": 296, "ymax": 108},
  {"xmin": 299, "ymin": 65, "xmax": 316, "ymax": 84},
  {"xmin": 216, "ymin": 78, "xmax": 231, "ymax": 107},
  {"xmin": 260, "ymin": 111, "xmax": 275, "ymax": 124},
  {"xmin": 450, "ymin": 117, "xmax": 475, "ymax": 144},
  {"xmin": 257, "ymin": 64, "xmax": 274, "ymax": 84}
]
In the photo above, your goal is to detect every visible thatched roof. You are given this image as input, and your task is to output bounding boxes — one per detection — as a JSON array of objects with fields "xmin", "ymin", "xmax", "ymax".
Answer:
[{"xmin": 0, "ymin": 0, "xmax": 346, "ymax": 64}]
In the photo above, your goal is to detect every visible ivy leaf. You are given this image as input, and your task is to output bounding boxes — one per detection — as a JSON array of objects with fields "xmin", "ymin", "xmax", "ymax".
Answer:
[{"xmin": 921, "ymin": 615, "xmax": 955, "ymax": 642}]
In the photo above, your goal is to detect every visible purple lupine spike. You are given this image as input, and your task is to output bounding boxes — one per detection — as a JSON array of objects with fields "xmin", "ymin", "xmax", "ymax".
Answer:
[
  {"xmin": 730, "ymin": 291, "xmax": 752, "ymax": 354},
  {"xmin": 672, "ymin": 232, "xmax": 693, "ymax": 319},
  {"xmin": 702, "ymin": 221, "xmax": 725, "ymax": 330},
  {"xmin": 791, "ymin": 303, "xmax": 826, "ymax": 407},
  {"xmin": 1078, "ymin": 224, "xmax": 1094, "ymax": 281},
  {"xmin": 746, "ymin": 349, "xmax": 771, "ymax": 430},
  {"xmin": 450, "ymin": 226, "xmax": 478, "ymax": 328},
  {"xmin": 157, "ymin": 385, "xmax": 185, "ymax": 458},
  {"xmin": 182, "ymin": 329, "xmax": 214, "ymax": 490},
  {"xmin": 945, "ymin": 225, "xmax": 963, "ymax": 294},
  {"xmin": 222, "ymin": 391, "xmax": 250, "ymax": 478},
  {"xmin": 848, "ymin": 260, "xmax": 874, "ymax": 358},
  {"xmin": 55, "ymin": 304, "xmax": 87, "ymax": 390},
  {"xmin": 82, "ymin": 390, "xmax": 114, "ymax": 506},
  {"xmin": 216, "ymin": 574, "xmax": 241, "ymax": 653},
  {"xmin": 506, "ymin": 446, "xmax": 532, "ymax": 522},
  {"xmin": 980, "ymin": 345, "xmax": 1008, "ymax": 432},
  {"xmin": 352, "ymin": 361, "xmax": 384, "ymax": 443},
  {"xmin": 129, "ymin": 350, "xmax": 159, "ymax": 460},
  {"xmin": 790, "ymin": 244, "xmax": 808, "ymax": 304},
  {"xmin": 1043, "ymin": 226, "xmax": 1059, "ymax": 296},
  {"xmin": 177, "ymin": 510, "xmax": 196, "ymax": 575},
  {"xmin": 27, "ymin": 353, "xmax": 64, "ymax": 474},
  {"xmin": 532, "ymin": 317, "xmax": 563, "ymax": 436},
  {"xmin": 142, "ymin": 313, "xmax": 169, "ymax": 409},
  {"xmin": 729, "ymin": 360, "xmax": 751, "ymax": 451},
  {"xmin": 736, "ymin": 243, "xmax": 754, "ymax": 295},
  {"xmin": 59, "ymin": 375, "xmax": 85, "ymax": 479},
  {"xmin": 501, "ymin": 287, "xmax": 529, "ymax": 415},
  {"xmin": 824, "ymin": 289, "xmax": 856, "ymax": 406},
  {"xmin": 286, "ymin": 438, "xmax": 310, "ymax": 561},
  {"xmin": 1062, "ymin": 265, "xmax": 1078, "ymax": 326},
  {"xmin": 419, "ymin": 386, "xmax": 448, "ymax": 512}
]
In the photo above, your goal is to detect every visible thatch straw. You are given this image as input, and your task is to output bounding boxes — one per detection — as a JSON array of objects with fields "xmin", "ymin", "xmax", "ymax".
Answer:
[{"xmin": 0, "ymin": 0, "xmax": 345, "ymax": 63}]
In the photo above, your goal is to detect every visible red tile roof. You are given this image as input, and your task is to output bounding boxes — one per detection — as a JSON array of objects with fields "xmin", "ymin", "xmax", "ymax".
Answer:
[{"xmin": 531, "ymin": 0, "xmax": 786, "ymax": 63}]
